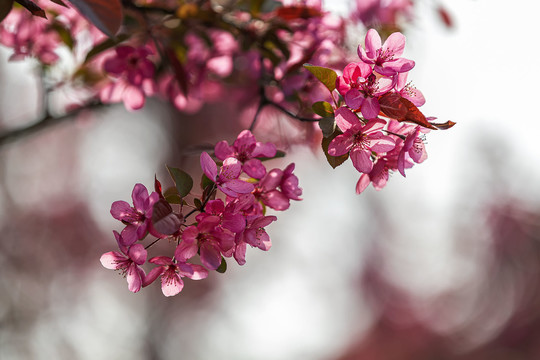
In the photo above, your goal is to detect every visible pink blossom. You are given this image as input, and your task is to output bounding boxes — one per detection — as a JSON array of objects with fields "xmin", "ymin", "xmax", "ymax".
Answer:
[
  {"xmin": 110, "ymin": 183, "xmax": 159, "ymax": 246},
  {"xmin": 328, "ymin": 108, "xmax": 395, "ymax": 173},
  {"xmin": 397, "ymin": 126, "xmax": 428, "ymax": 176},
  {"xmin": 100, "ymin": 45, "xmax": 156, "ymax": 111},
  {"xmin": 175, "ymin": 216, "xmax": 234, "ymax": 271},
  {"xmin": 200, "ymin": 152, "xmax": 254, "ymax": 197},
  {"xmin": 396, "ymin": 72, "xmax": 425, "ymax": 107},
  {"xmin": 234, "ymin": 215, "xmax": 277, "ymax": 265},
  {"xmin": 145, "ymin": 256, "xmax": 208, "ymax": 297},
  {"xmin": 100, "ymin": 231, "xmax": 147, "ymax": 293},
  {"xmin": 199, "ymin": 199, "xmax": 246, "ymax": 233},
  {"xmin": 358, "ymin": 29, "xmax": 415, "ymax": 76},
  {"xmin": 214, "ymin": 130, "xmax": 276, "ymax": 179},
  {"xmin": 0, "ymin": 10, "xmax": 60, "ymax": 64},
  {"xmin": 351, "ymin": 0, "xmax": 413, "ymax": 28},
  {"xmin": 343, "ymin": 72, "xmax": 394, "ymax": 119}
]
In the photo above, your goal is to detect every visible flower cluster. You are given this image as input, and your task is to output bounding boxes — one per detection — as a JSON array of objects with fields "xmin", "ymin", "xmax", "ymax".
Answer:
[
  {"xmin": 100, "ymin": 130, "xmax": 302, "ymax": 296},
  {"xmin": 307, "ymin": 29, "xmax": 452, "ymax": 194}
]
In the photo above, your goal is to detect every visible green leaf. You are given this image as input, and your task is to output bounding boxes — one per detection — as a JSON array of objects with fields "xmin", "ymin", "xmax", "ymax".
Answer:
[
  {"xmin": 51, "ymin": 22, "xmax": 74, "ymax": 49},
  {"xmin": 318, "ymin": 117, "xmax": 336, "ymax": 138},
  {"xmin": 321, "ymin": 129, "xmax": 349, "ymax": 169},
  {"xmin": 312, "ymin": 101, "xmax": 334, "ymax": 117},
  {"xmin": 163, "ymin": 187, "xmax": 182, "ymax": 204},
  {"xmin": 193, "ymin": 198, "xmax": 202, "ymax": 210},
  {"xmin": 167, "ymin": 166, "xmax": 193, "ymax": 198},
  {"xmin": 303, "ymin": 64, "xmax": 337, "ymax": 92},
  {"xmin": 84, "ymin": 33, "xmax": 129, "ymax": 63},
  {"xmin": 216, "ymin": 257, "xmax": 227, "ymax": 273}
]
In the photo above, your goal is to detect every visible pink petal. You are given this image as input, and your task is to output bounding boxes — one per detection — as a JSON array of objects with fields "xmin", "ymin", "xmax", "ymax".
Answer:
[
  {"xmin": 262, "ymin": 190, "xmax": 290, "ymax": 211},
  {"xmin": 110, "ymin": 200, "xmax": 134, "ymax": 221},
  {"xmin": 362, "ymin": 29, "xmax": 381, "ymax": 60},
  {"xmin": 214, "ymin": 141, "xmax": 234, "ymax": 160},
  {"xmin": 335, "ymin": 106, "xmax": 359, "ymax": 132},
  {"xmin": 200, "ymin": 152, "xmax": 218, "ymax": 181},
  {"xmin": 126, "ymin": 264, "xmax": 144, "ymax": 293},
  {"xmin": 345, "ymin": 89, "xmax": 364, "ymax": 110},
  {"xmin": 234, "ymin": 241, "xmax": 247, "ymax": 265},
  {"xmin": 200, "ymin": 243, "xmax": 222, "ymax": 270},
  {"xmin": 350, "ymin": 148, "xmax": 373, "ymax": 173},
  {"xmin": 360, "ymin": 97, "xmax": 380, "ymax": 119},
  {"xmin": 382, "ymin": 32, "xmax": 406, "ymax": 57},
  {"xmin": 356, "ymin": 174, "xmax": 371, "ymax": 194},
  {"xmin": 127, "ymin": 244, "xmax": 147, "ymax": 265},
  {"xmin": 122, "ymin": 85, "xmax": 145, "ymax": 111},
  {"xmin": 243, "ymin": 159, "xmax": 266, "ymax": 179},
  {"xmin": 131, "ymin": 183, "xmax": 149, "ymax": 212},
  {"xmin": 328, "ymin": 134, "xmax": 354, "ymax": 156},
  {"xmin": 161, "ymin": 269, "xmax": 183, "ymax": 296},
  {"xmin": 100, "ymin": 251, "xmax": 125, "ymax": 270},
  {"xmin": 143, "ymin": 266, "xmax": 165, "ymax": 287}
]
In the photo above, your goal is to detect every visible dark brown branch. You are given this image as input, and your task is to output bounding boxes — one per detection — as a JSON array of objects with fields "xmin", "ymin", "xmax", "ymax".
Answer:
[{"xmin": 0, "ymin": 101, "xmax": 106, "ymax": 147}]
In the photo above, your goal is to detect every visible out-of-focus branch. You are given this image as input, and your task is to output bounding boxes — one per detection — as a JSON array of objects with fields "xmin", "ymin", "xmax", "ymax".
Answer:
[{"xmin": 0, "ymin": 101, "xmax": 106, "ymax": 147}]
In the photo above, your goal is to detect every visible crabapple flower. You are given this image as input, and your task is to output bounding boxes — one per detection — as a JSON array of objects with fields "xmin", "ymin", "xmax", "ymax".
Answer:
[
  {"xmin": 145, "ymin": 256, "xmax": 208, "ymax": 297},
  {"xmin": 234, "ymin": 215, "xmax": 277, "ymax": 265},
  {"xmin": 358, "ymin": 29, "xmax": 415, "ymax": 76},
  {"xmin": 214, "ymin": 130, "xmax": 276, "ymax": 179},
  {"xmin": 344, "ymin": 72, "xmax": 394, "ymax": 119},
  {"xmin": 396, "ymin": 72, "xmax": 425, "ymax": 107},
  {"xmin": 200, "ymin": 152, "xmax": 254, "ymax": 197},
  {"xmin": 110, "ymin": 183, "xmax": 159, "ymax": 246},
  {"xmin": 328, "ymin": 108, "xmax": 395, "ymax": 173},
  {"xmin": 175, "ymin": 216, "xmax": 235, "ymax": 270},
  {"xmin": 100, "ymin": 231, "xmax": 147, "ymax": 293},
  {"xmin": 397, "ymin": 126, "xmax": 428, "ymax": 176},
  {"xmin": 100, "ymin": 45, "xmax": 156, "ymax": 110}
]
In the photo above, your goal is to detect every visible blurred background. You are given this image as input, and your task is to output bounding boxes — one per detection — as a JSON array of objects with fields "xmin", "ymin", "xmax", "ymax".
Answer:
[{"xmin": 2, "ymin": 0, "xmax": 540, "ymax": 359}]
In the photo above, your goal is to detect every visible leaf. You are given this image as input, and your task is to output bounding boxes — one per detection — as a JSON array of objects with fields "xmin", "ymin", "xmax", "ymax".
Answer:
[
  {"xmin": 84, "ymin": 33, "xmax": 129, "ymax": 62},
  {"xmin": 165, "ymin": 48, "xmax": 189, "ymax": 96},
  {"xmin": 318, "ymin": 117, "xmax": 335, "ymax": 138},
  {"xmin": 321, "ymin": 129, "xmax": 349, "ymax": 169},
  {"xmin": 66, "ymin": 0, "xmax": 122, "ymax": 38},
  {"xmin": 154, "ymin": 175, "xmax": 163, "ymax": 198},
  {"xmin": 312, "ymin": 101, "xmax": 334, "ymax": 117},
  {"xmin": 50, "ymin": 0, "xmax": 68, "ymax": 7},
  {"xmin": 379, "ymin": 92, "xmax": 437, "ymax": 130},
  {"xmin": 276, "ymin": 5, "xmax": 322, "ymax": 20},
  {"xmin": 216, "ymin": 256, "xmax": 227, "ymax": 273},
  {"xmin": 430, "ymin": 120, "xmax": 456, "ymax": 130},
  {"xmin": 379, "ymin": 92, "xmax": 408, "ymax": 120},
  {"xmin": 15, "ymin": 0, "xmax": 46, "ymax": 18},
  {"xmin": 400, "ymin": 97, "xmax": 437, "ymax": 130},
  {"xmin": 0, "ymin": 0, "xmax": 13, "ymax": 22},
  {"xmin": 152, "ymin": 199, "xmax": 182, "ymax": 235},
  {"xmin": 51, "ymin": 22, "xmax": 74, "ymax": 49},
  {"xmin": 193, "ymin": 198, "xmax": 202, "ymax": 210},
  {"xmin": 167, "ymin": 166, "xmax": 193, "ymax": 198},
  {"xmin": 304, "ymin": 64, "xmax": 337, "ymax": 93}
]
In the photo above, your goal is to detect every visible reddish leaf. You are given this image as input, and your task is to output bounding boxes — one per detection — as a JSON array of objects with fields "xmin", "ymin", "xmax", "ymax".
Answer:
[
  {"xmin": 165, "ymin": 48, "xmax": 189, "ymax": 96},
  {"xmin": 379, "ymin": 92, "xmax": 437, "ymax": 130},
  {"xmin": 50, "ymin": 0, "xmax": 68, "ymax": 7},
  {"xmin": 0, "ymin": 0, "xmax": 13, "ymax": 22},
  {"xmin": 66, "ymin": 0, "xmax": 122, "ymax": 37},
  {"xmin": 15, "ymin": 0, "xmax": 46, "ymax": 18},
  {"xmin": 276, "ymin": 5, "xmax": 322, "ymax": 20},
  {"xmin": 379, "ymin": 92, "xmax": 408, "ymax": 120},
  {"xmin": 429, "ymin": 120, "xmax": 456, "ymax": 130},
  {"xmin": 152, "ymin": 199, "xmax": 182, "ymax": 236},
  {"xmin": 154, "ymin": 175, "xmax": 164, "ymax": 199},
  {"xmin": 400, "ymin": 97, "xmax": 437, "ymax": 129}
]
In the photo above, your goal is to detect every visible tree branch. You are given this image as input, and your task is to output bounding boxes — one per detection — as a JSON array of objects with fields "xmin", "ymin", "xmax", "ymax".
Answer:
[{"xmin": 0, "ymin": 101, "xmax": 106, "ymax": 147}]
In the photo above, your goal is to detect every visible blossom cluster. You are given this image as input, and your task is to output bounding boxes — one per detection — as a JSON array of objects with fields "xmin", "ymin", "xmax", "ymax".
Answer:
[
  {"xmin": 100, "ymin": 130, "xmax": 302, "ymax": 296},
  {"xmin": 0, "ymin": 0, "xmax": 347, "ymax": 120},
  {"xmin": 307, "ymin": 29, "xmax": 453, "ymax": 194}
]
